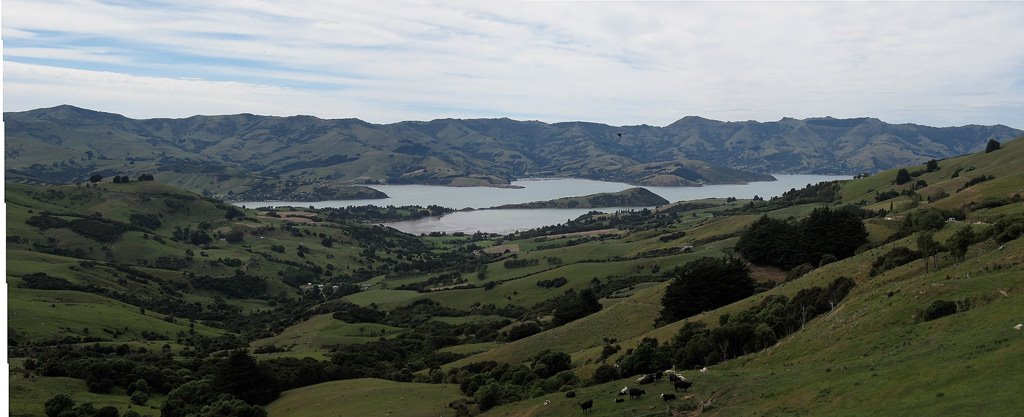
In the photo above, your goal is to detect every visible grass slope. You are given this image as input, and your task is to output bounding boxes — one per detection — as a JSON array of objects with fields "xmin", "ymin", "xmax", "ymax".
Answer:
[{"xmin": 266, "ymin": 379, "xmax": 466, "ymax": 417}]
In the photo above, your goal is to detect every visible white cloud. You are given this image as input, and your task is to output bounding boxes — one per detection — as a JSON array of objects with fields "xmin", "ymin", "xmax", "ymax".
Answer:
[{"xmin": 3, "ymin": 1, "xmax": 1023, "ymax": 127}]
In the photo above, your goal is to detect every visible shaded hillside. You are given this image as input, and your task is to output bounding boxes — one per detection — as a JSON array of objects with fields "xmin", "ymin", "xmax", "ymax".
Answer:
[
  {"xmin": 8, "ymin": 106, "xmax": 1018, "ymax": 200},
  {"xmin": 488, "ymin": 187, "xmax": 669, "ymax": 209}
]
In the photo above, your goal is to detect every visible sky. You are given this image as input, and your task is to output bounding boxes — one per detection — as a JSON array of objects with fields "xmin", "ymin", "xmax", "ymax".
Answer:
[{"xmin": 3, "ymin": 1, "xmax": 1024, "ymax": 128}]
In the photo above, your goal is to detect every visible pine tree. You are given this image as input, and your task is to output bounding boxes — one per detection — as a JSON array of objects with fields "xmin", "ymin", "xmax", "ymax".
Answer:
[{"xmin": 895, "ymin": 168, "xmax": 912, "ymax": 185}]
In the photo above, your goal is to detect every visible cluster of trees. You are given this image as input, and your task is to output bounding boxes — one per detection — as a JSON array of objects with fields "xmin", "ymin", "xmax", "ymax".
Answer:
[
  {"xmin": 27, "ymin": 215, "xmax": 129, "ymax": 243},
  {"xmin": 192, "ymin": 273, "xmax": 267, "ymax": 299},
  {"xmin": 445, "ymin": 351, "xmax": 578, "ymax": 411},
  {"xmin": 503, "ymin": 258, "xmax": 540, "ymax": 268},
  {"xmin": 550, "ymin": 289, "xmax": 602, "ymax": 326},
  {"xmin": 659, "ymin": 256, "xmax": 754, "ymax": 324},
  {"xmin": 321, "ymin": 204, "xmax": 453, "ymax": 223},
  {"xmin": 736, "ymin": 207, "xmax": 868, "ymax": 270},
  {"xmin": 535, "ymin": 277, "xmax": 568, "ymax": 288},
  {"xmin": 724, "ymin": 181, "xmax": 842, "ymax": 214},
  {"xmin": 35, "ymin": 347, "xmax": 277, "ymax": 417},
  {"xmin": 613, "ymin": 277, "xmax": 855, "ymax": 377},
  {"xmin": 172, "ymin": 225, "xmax": 212, "ymax": 245}
]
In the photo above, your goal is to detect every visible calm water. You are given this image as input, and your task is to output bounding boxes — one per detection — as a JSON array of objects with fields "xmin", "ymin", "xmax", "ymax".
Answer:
[{"xmin": 237, "ymin": 175, "xmax": 849, "ymax": 234}]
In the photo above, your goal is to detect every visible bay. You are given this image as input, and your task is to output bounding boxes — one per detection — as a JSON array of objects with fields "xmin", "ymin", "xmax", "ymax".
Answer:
[{"xmin": 236, "ymin": 174, "xmax": 850, "ymax": 235}]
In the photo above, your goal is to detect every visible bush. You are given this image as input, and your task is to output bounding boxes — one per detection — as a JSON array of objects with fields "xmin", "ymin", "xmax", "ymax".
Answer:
[
  {"xmin": 592, "ymin": 364, "xmax": 620, "ymax": 384},
  {"xmin": 225, "ymin": 230, "xmax": 245, "ymax": 243},
  {"xmin": 131, "ymin": 391, "xmax": 149, "ymax": 405},
  {"xmin": 922, "ymin": 300, "xmax": 957, "ymax": 321},
  {"xmin": 45, "ymin": 394, "xmax": 75, "ymax": 417},
  {"xmin": 505, "ymin": 322, "xmax": 542, "ymax": 341},
  {"xmin": 785, "ymin": 263, "xmax": 815, "ymax": 282},
  {"xmin": 870, "ymin": 247, "xmax": 920, "ymax": 276}
]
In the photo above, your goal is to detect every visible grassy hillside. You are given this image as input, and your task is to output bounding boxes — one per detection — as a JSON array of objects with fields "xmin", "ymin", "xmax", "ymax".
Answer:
[
  {"xmin": 7, "ymin": 135, "xmax": 1022, "ymax": 417},
  {"xmin": 472, "ymin": 137, "xmax": 1024, "ymax": 416},
  {"xmin": 266, "ymin": 379, "xmax": 464, "ymax": 417}
]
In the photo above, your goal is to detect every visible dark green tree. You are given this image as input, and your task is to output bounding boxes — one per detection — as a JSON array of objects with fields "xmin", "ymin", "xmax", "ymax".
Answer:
[
  {"xmin": 985, "ymin": 139, "xmax": 1001, "ymax": 153},
  {"xmin": 916, "ymin": 231, "xmax": 941, "ymax": 273},
  {"xmin": 551, "ymin": 289, "xmax": 602, "ymax": 326},
  {"xmin": 44, "ymin": 393, "xmax": 75, "ymax": 417},
  {"xmin": 198, "ymin": 398, "xmax": 267, "ymax": 417},
  {"xmin": 735, "ymin": 216, "xmax": 803, "ymax": 269},
  {"xmin": 225, "ymin": 230, "xmax": 245, "ymax": 244},
  {"xmin": 659, "ymin": 256, "xmax": 754, "ymax": 324},
  {"xmin": 947, "ymin": 226, "xmax": 975, "ymax": 263},
  {"xmin": 212, "ymin": 350, "xmax": 280, "ymax": 405},
  {"xmin": 531, "ymin": 350, "xmax": 572, "ymax": 378},
  {"xmin": 895, "ymin": 168, "xmax": 912, "ymax": 185},
  {"xmin": 89, "ymin": 174, "xmax": 103, "ymax": 183},
  {"xmin": 591, "ymin": 364, "xmax": 620, "ymax": 384}
]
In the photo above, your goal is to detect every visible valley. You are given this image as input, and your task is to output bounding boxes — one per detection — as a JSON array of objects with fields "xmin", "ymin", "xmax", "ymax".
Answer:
[{"xmin": 7, "ymin": 135, "xmax": 1023, "ymax": 417}]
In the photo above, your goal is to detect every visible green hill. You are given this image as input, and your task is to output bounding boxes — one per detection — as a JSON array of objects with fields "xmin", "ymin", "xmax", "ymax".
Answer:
[
  {"xmin": 488, "ymin": 187, "xmax": 670, "ymax": 209},
  {"xmin": 7, "ymin": 136, "xmax": 1023, "ymax": 417},
  {"xmin": 10, "ymin": 106, "xmax": 1020, "ymax": 201}
]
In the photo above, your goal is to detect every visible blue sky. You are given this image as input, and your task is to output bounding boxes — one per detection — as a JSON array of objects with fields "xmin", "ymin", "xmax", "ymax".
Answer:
[{"xmin": 4, "ymin": 1, "xmax": 1024, "ymax": 128}]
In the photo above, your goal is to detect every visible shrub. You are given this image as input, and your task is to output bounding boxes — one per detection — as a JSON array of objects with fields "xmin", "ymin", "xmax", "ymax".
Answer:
[
  {"xmin": 922, "ymin": 300, "xmax": 957, "ymax": 321},
  {"xmin": 785, "ymin": 263, "xmax": 815, "ymax": 282},
  {"xmin": 225, "ymin": 229, "xmax": 245, "ymax": 243},
  {"xmin": 130, "ymin": 391, "xmax": 149, "ymax": 405},
  {"xmin": 870, "ymin": 247, "xmax": 920, "ymax": 276},
  {"xmin": 592, "ymin": 364, "xmax": 620, "ymax": 384}
]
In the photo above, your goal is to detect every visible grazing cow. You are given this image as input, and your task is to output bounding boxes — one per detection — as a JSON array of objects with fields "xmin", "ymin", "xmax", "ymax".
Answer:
[
  {"xmin": 578, "ymin": 399, "xmax": 593, "ymax": 413},
  {"xmin": 628, "ymin": 388, "xmax": 646, "ymax": 399},
  {"xmin": 618, "ymin": 386, "xmax": 630, "ymax": 396},
  {"xmin": 668, "ymin": 373, "xmax": 684, "ymax": 383},
  {"xmin": 614, "ymin": 398, "xmax": 625, "ymax": 403},
  {"xmin": 653, "ymin": 370, "xmax": 664, "ymax": 381},
  {"xmin": 660, "ymin": 393, "xmax": 677, "ymax": 401},
  {"xmin": 674, "ymin": 380, "xmax": 693, "ymax": 392},
  {"xmin": 565, "ymin": 391, "xmax": 576, "ymax": 398}
]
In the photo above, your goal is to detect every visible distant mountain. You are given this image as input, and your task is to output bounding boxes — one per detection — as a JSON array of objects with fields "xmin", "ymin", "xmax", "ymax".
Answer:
[
  {"xmin": 5, "ymin": 106, "xmax": 1020, "ymax": 200},
  {"xmin": 489, "ymin": 187, "xmax": 670, "ymax": 209}
]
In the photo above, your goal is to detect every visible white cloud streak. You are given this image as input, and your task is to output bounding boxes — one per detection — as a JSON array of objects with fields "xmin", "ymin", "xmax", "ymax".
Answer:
[{"xmin": 4, "ymin": 1, "xmax": 1024, "ymax": 127}]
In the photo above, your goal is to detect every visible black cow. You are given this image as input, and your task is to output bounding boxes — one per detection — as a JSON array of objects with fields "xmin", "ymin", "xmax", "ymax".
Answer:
[
  {"xmin": 673, "ymin": 380, "xmax": 693, "ymax": 392},
  {"xmin": 628, "ymin": 388, "xmax": 646, "ymax": 399},
  {"xmin": 614, "ymin": 398, "xmax": 625, "ymax": 403},
  {"xmin": 578, "ymin": 399, "xmax": 593, "ymax": 413},
  {"xmin": 668, "ymin": 373, "xmax": 683, "ymax": 383},
  {"xmin": 565, "ymin": 391, "xmax": 576, "ymax": 398},
  {"xmin": 660, "ymin": 393, "xmax": 677, "ymax": 401}
]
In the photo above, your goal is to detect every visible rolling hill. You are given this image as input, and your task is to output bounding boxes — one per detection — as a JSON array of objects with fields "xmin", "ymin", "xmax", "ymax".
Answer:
[
  {"xmin": 7, "ymin": 106, "xmax": 1019, "ymax": 201},
  {"xmin": 6, "ymin": 134, "xmax": 1023, "ymax": 416}
]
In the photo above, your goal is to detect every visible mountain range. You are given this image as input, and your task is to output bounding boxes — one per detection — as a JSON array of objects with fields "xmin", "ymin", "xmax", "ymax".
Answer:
[{"xmin": 5, "ymin": 105, "xmax": 1020, "ymax": 200}]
